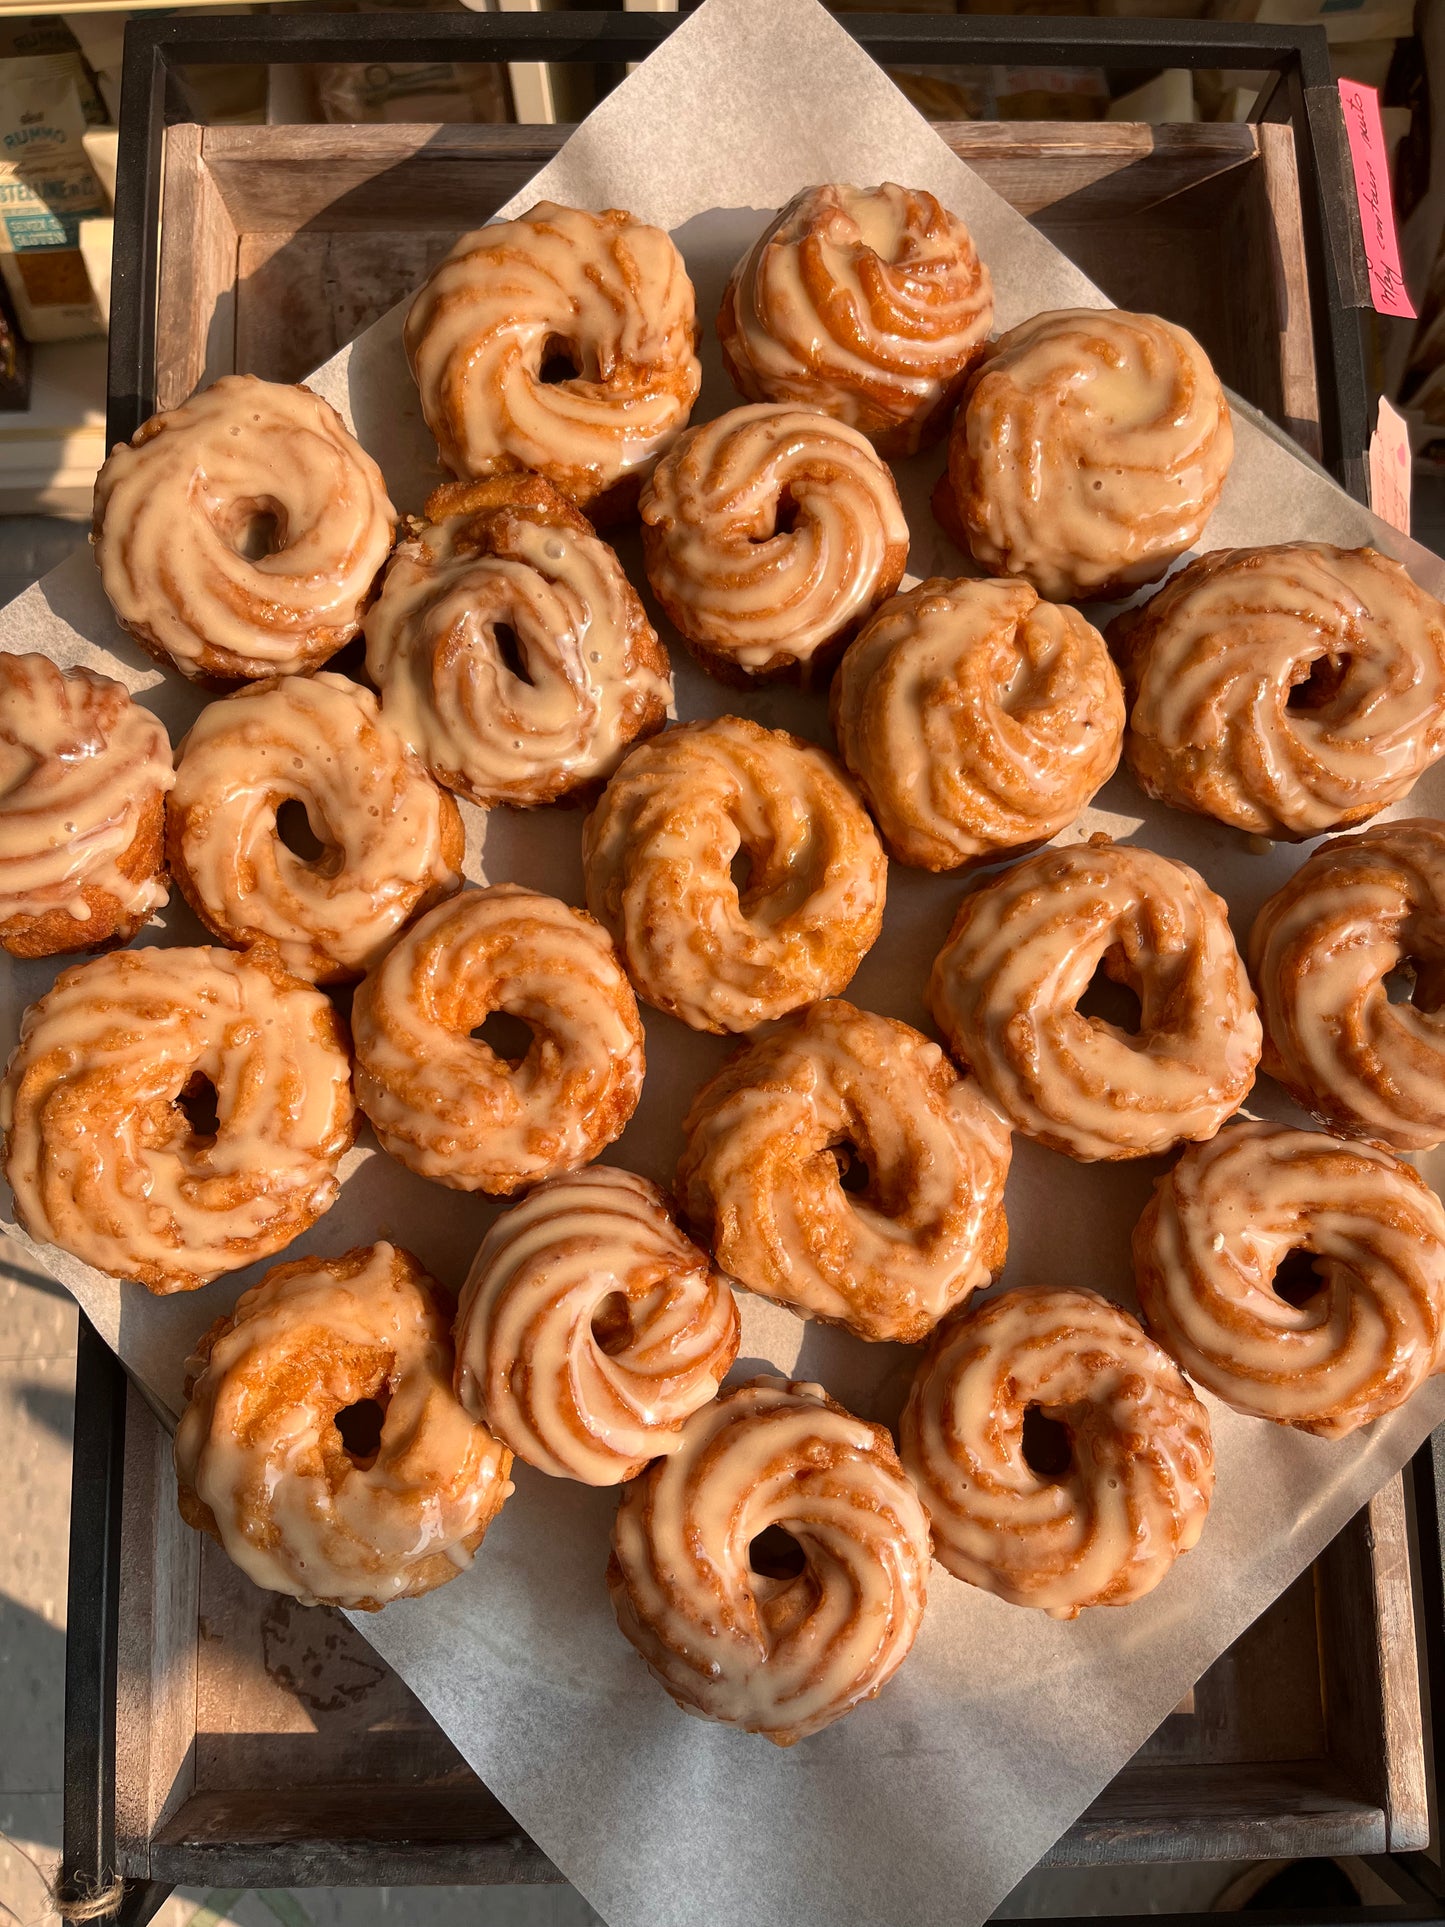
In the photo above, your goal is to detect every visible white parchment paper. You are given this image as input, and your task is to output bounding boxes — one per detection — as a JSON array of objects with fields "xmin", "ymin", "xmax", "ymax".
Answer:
[{"xmin": 7, "ymin": 0, "xmax": 1445, "ymax": 1919}]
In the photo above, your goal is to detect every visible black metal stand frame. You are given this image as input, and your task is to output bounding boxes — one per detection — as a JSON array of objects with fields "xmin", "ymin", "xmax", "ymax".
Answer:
[{"xmin": 64, "ymin": 9, "xmax": 1418, "ymax": 1920}]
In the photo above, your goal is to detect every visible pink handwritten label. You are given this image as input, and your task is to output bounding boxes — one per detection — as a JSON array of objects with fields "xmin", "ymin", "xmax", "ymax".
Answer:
[
  {"xmin": 1368, "ymin": 395, "xmax": 1412, "ymax": 535},
  {"xmin": 1339, "ymin": 79, "xmax": 1416, "ymax": 319}
]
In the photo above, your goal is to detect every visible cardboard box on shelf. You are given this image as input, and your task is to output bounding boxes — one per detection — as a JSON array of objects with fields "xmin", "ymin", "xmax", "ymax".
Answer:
[
  {"xmin": 992, "ymin": 63, "xmax": 1109, "ymax": 118},
  {"xmin": 314, "ymin": 57, "xmax": 510, "ymax": 121},
  {"xmin": 0, "ymin": 334, "xmax": 103, "ymax": 510},
  {"xmin": 887, "ymin": 65, "xmax": 995, "ymax": 118},
  {"xmin": 1212, "ymin": 0, "xmax": 1415, "ymax": 43},
  {"xmin": 0, "ymin": 50, "xmax": 108, "ymax": 343}
]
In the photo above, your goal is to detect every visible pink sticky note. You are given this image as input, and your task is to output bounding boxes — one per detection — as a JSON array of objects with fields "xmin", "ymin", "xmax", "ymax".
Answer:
[
  {"xmin": 1339, "ymin": 79, "xmax": 1416, "ymax": 319},
  {"xmin": 1368, "ymin": 394, "xmax": 1412, "ymax": 535}
]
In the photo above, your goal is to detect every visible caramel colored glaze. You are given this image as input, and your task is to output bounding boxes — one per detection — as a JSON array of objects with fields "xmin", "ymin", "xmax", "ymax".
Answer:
[
  {"xmin": 168, "ymin": 673, "xmax": 464, "ymax": 985},
  {"xmin": 404, "ymin": 202, "xmax": 701, "ymax": 522},
  {"xmin": 174, "ymin": 1242, "xmax": 513, "ymax": 1609},
  {"xmin": 638, "ymin": 402, "xmax": 908, "ymax": 683},
  {"xmin": 1251, "ymin": 820, "xmax": 1445, "ymax": 1150},
  {"xmin": 928, "ymin": 837, "xmax": 1260, "ymax": 1162},
  {"xmin": 717, "ymin": 183, "xmax": 993, "ymax": 457},
  {"xmin": 0, "ymin": 945, "xmax": 355, "ymax": 1293},
  {"xmin": 943, "ymin": 308, "xmax": 1233, "ymax": 603},
  {"xmin": 831, "ymin": 577, "xmax": 1125, "ymax": 871},
  {"xmin": 900, "ymin": 1285, "xmax": 1214, "ymax": 1617},
  {"xmin": 455, "ymin": 1165, "xmax": 739, "ymax": 1485},
  {"xmin": 1110, "ymin": 544, "xmax": 1445, "ymax": 840},
  {"xmin": 92, "ymin": 376, "xmax": 397, "ymax": 685},
  {"xmin": 1134, "ymin": 1119, "xmax": 1445, "ymax": 1438},
  {"xmin": 351, "ymin": 884, "xmax": 644, "ymax": 1195},
  {"xmin": 676, "ymin": 999, "xmax": 1010, "ymax": 1343},
  {"xmin": 0, "ymin": 653, "xmax": 172, "ymax": 957},
  {"xmin": 364, "ymin": 475, "xmax": 671, "ymax": 808},
  {"xmin": 608, "ymin": 1376, "xmax": 930, "ymax": 1743},
  {"xmin": 582, "ymin": 716, "xmax": 887, "ymax": 1034}
]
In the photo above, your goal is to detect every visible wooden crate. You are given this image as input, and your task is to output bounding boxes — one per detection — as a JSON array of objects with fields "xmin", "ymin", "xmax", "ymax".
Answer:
[
  {"xmin": 113, "ymin": 1380, "xmax": 1427, "ymax": 1886},
  {"xmin": 154, "ymin": 118, "xmax": 1323, "ymax": 460},
  {"xmin": 94, "ymin": 112, "xmax": 1424, "ymax": 1891}
]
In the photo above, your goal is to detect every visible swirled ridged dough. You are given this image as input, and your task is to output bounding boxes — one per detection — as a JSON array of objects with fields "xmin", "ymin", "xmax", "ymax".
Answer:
[
  {"xmin": 0, "ymin": 945, "xmax": 355, "ymax": 1293},
  {"xmin": 351, "ymin": 884, "xmax": 645, "ymax": 1194},
  {"xmin": 92, "ymin": 375, "xmax": 397, "ymax": 684},
  {"xmin": 1134, "ymin": 1119, "xmax": 1445, "ymax": 1437},
  {"xmin": 676, "ymin": 999, "xmax": 1010, "ymax": 1342},
  {"xmin": 928, "ymin": 838, "xmax": 1260, "ymax": 1161},
  {"xmin": 455, "ymin": 1166, "xmax": 739, "ymax": 1484},
  {"xmin": 1250, "ymin": 820, "xmax": 1445, "ymax": 1149},
  {"xmin": 608, "ymin": 1377, "xmax": 930, "ymax": 1743},
  {"xmin": 639, "ymin": 402, "xmax": 908, "ymax": 681},
  {"xmin": 364, "ymin": 475, "xmax": 671, "ymax": 807},
  {"xmin": 942, "ymin": 308, "xmax": 1233, "ymax": 602},
  {"xmin": 0, "ymin": 652, "xmax": 171, "ymax": 957},
  {"xmin": 168, "ymin": 673, "xmax": 464, "ymax": 984},
  {"xmin": 831, "ymin": 577, "xmax": 1125, "ymax": 870},
  {"xmin": 717, "ymin": 183, "xmax": 994, "ymax": 456},
  {"xmin": 1110, "ymin": 544, "xmax": 1445, "ymax": 839},
  {"xmin": 175, "ymin": 1243, "xmax": 513, "ymax": 1608},
  {"xmin": 404, "ymin": 201, "xmax": 701, "ymax": 521},
  {"xmin": 583, "ymin": 716, "xmax": 887, "ymax": 1033},
  {"xmin": 900, "ymin": 1286, "xmax": 1214, "ymax": 1616}
]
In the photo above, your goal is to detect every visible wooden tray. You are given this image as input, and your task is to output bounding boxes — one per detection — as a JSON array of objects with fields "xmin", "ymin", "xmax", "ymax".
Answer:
[
  {"xmin": 111, "ymin": 1378, "xmax": 1427, "ymax": 1888},
  {"xmin": 86, "ymin": 109, "xmax": 1425, "ymax": 1895},
  {"xmin": 154, "ymin": 117, "xmax": 1325, "ymax": 462}
]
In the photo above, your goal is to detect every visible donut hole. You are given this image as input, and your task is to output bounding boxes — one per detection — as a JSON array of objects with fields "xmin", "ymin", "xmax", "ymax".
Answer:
[
  {"xmin": 275, "ymin": 797, "xmax": 343, "ymax": 877},
  {"xmin": 223, "ymin": 495, "xmax": 288, "ymax": 562},
  {"xmin": 1021, "ymin": 1404, "xmax": 1073, "ymax": 1480},
  {"xmin": 749, "ymin": 1524, "xmax": 807, "ymax": 1581},
  {"xmin": 759, "ymin": 488, "xmax": 802, "ymax": 542},
  {"xmin": 829, "ymin": 1139, "xmax": 873, "ymax": 1198},
  {"xmin": 470, "ymin": 1008, "xmax": 535, "ymax": 1067},
  {"xmin": 729, "ymin": 844, "xmax": 756, "ymax": 907},
  {"xmin": 537, "ymin": 336, "xmax": 583, "ymax": 385},
  {"xmin": 1287, "ymin": 653, "xmax": 1351, "ymax": 714},
  {"xmin": 590, "ymin": 1291, "xmax": 634, "ymax": 1357},
  {"xmin": 1077, "ymin": 958, "xmax": 1143, "ymax": 1036},
  {"xmin": 1273, "ymin": 1247, "xmax": 1328, "ymax": 1309},
  {"xmin": 334, "ymin": 1389, "xmax": 390, "ymax": 1470},
  {"xmin": 1385, "ymin": 957, "xmax": 1445, "ymax": 1014},
  {"xmin": 491, "ymin": 621, "xmax": 535, "ymax": 687},
  {"xmin": 174, "ymin": 1071, "xmax": 220, "ymax": 1143}
]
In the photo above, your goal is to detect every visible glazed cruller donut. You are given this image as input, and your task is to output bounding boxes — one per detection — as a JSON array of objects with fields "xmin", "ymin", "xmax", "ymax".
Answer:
[
  {"xmin": 608, "ymin": 1377, "xmax": 931, "ymax": 1743},
  {"xmin": 364, "ymin": 474, "xmax": 671, "ymax": 808},
  {"xmin": 92, "ymin": 374, "xmax": 396, "ymax": 684},
  {"xmin": 583, "ymin": 715, "xmax": 887, "ymax": 1033},
  {"xmin": 455, "ymin": 1166, "xmax": 740, "ymax": 1484},
  {"xmin": 1111, "ymin": 543, "xmax": 1445, "ymax": 840},
  {"xmin": 718, "ymin": 182, "xmax": 994, "ymax": 456},
  {"xmin": 928, "ymin": 837, "xmax": 1260, "ymax": 1161},
  {"xmin": 677, "ymin": 999, "xmax": 1010, "ymax": 1343},
  {"xmin": 901, "ymin": 1286, "xmax": 1214, "ymax": 1617},
  {"xmin": 639, "ymin": 402, "xmax": 908, "ymax": 684},
  {"xmin": 1250, "ymin": 819, "xmax": 1445, "ymax": 1150},
  {"xmin": 832, "ymin": 577, "xmax": 1125, "ymax": 871},
  {"xmin": 1134, "ymin": 1119, "xmax": 1445, "ymax": 1438},
  {"xmin": 0, "ymin": 944, "xmax": 355, "ymax": 1293},
  {"xmin": 404, "ymin": 201, "xmax": 701, "ymax": 523},
  {"xmin": 175, "ymin": 1243, "xmax": 514, "ymax": 1609},
  {"xmin": 0, "ymin": 652, "xmax": 172, "ymax": 958},
  {"xmin": 351, "ymin": 884, "xmax": 645, "ymax": 1194},
  {"xmin": 939, "ymin": 307, "xmax": 1233, "ymax": 603},
  {"xmin": 167, "ymin": 672, "xmax": 463, "ymax": 984}
]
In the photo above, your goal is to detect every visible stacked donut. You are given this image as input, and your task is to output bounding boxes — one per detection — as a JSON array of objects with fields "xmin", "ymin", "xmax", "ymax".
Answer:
[{"xmin": 7, "ymin": 170, "xmax": 1445, "ymax": 1756}]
